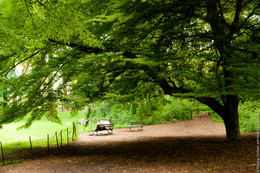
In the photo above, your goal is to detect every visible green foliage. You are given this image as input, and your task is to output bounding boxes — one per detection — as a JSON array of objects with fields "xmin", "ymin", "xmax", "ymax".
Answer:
[
  {"xmin": 134, "ymin": 96, "xmax": 193, "ymax": 124},
  {"xmin": 0, "ymin": 0, "xmax": 259, "ymax": 140},
  {"xmin": 84, "ymin": 101, "xmax": 131, "ymax": 126},
  {"xmin": 130, "ymin": 103, "xmax": 137, "ymax": 116},
  {"xmin": 130, "ymin": 97, "xmax": 192, "ymax": 124},
  {"xmin": 238, "ymin": 101, "xmax": 260, "ymax": 132},
  {"xmin": 0, "ymin": 159, "xmax": 31, "ymax": 166},
  {"xmin": 83, "ymin": 96, "xmax": 195, "ymax": 125},
  {"xmin": 208, "ymin": 113, "xmax": 224, "ymax": 124},
  {"xmin": 194, "ymin": 104, "xmax": 213, "ymax": 112}
]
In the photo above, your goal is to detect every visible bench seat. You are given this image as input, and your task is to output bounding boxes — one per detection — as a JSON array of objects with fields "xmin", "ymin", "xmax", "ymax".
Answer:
[
  {"xmin": 128, "ymin": 121, "xmax": 144, "ymax": 131},
  {"xmin": 93, "ymin": 123, "xmax": 114, "ymax": 135}
]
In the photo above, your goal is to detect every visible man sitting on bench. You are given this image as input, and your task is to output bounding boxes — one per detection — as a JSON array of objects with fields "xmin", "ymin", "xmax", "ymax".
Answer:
[{"xmin": 95, "ymin": 119, "xmax": 110, "ymax": 132}]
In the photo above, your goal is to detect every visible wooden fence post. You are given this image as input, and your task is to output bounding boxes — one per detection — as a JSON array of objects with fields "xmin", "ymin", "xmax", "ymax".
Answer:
[
  {"xmin": 47, "ymin": 134, "xmax": 49, "ymax": 155},
  {"xmin": 75, "ymin": 123, "xmax": 79, "ymax": 138},
  {"xmin": 67, "ymin": 128, "xmax": 69, "ymax": 144},
  {"xmin": 72, "ymin": 123, "xmax": 75, "ymax": 141},
  {"xmin": 60, "ymin": 130, "xmax": 62, "ymax": 147},
  {"xmin": 73, "ymin": 122, "xmax": 77, "ymax": 140},
  {"xmin": 29, "ymin": 136, "xmax": 33, "ymax": 154},
  {"xmin": 0, "ymin": 142, "xmax": 4, "ymax": 166},
  {"xmin": 75, "ymin": 122, "xmax": 77, "ymax": 138},
  {"xmin": 55, "ymin": 131, "xmax": 59, "ymax": 149}
]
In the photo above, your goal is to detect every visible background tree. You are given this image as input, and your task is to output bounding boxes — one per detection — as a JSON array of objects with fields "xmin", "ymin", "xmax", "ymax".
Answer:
[{"xmin": 0, "ymin": 0, "xmax": 259, "ymax": 141}]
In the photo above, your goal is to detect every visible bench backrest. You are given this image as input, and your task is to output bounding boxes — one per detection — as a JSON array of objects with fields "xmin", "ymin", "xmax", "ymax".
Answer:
[
  {"xmin": 130, "ymin": 121, "xmax": 144, "ymax": 125},
  {"xmin": 103, "ymin": 123, "xmax": 114, "ymax": 128}
]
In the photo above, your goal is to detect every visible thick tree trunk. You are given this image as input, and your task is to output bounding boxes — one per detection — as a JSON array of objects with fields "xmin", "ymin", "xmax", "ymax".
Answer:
[
  {"xmin": 204, "ymin": 0, "xmax": 241, "ymax": 141},
  {"xmin": 221, "ymin": 95, "xmax": 241, "ymax": 141},
  {"xmin": 222, "ymin": 112, "xmax": 241, "ymax": 141},
  {"xmin": 197, "ymin": 95, "xmax": 241, "ymax": 141}
]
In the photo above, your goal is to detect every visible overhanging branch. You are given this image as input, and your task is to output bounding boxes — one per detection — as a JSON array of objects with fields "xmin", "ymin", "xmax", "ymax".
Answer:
[
  {"xmin": 2, "ymin": 44, "xmax": 57, "ymax": 77},
  {"xmin": 196, "ymin": 97, "xmax": 225, "ymax": 118}
]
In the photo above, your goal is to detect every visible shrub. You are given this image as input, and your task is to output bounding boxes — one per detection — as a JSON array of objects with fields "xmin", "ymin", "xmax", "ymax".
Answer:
[{"xmin": 135, "ymin": 97, "xmax": 193, "ymax": 124}]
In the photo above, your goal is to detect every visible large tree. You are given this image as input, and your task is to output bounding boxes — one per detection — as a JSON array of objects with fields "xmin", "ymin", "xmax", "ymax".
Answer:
[{"xmin": 0, "ymin": 0, "xmax": 259, "ymax": 140}]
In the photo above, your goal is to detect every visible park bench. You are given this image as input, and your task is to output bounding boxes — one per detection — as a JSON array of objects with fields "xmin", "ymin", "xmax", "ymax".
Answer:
[
  {"xmin": 93, "ymin": 123, "xmax": 114, "ymax": 135},
  {"xmin": 128, "ymin": 121, "xmax": 144, "ymax": 131}
]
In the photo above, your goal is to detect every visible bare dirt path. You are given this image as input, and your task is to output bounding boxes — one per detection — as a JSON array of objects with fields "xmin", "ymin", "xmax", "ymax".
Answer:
[{"xmin": 0, "ymin": 115, "xmax": 257, "ymax": 173}]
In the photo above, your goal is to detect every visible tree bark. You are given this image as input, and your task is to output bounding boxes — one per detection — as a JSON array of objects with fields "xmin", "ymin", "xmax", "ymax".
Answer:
[
  {"xmin": 3, "ymin": 92, "xmax": 7, "ymax": 108},
  {"xmin": 203, "ymin": 0, "xmax": 241, "ymax": 141},
  {"xmin": 197, "ymin": 95, "xmax": 241, "ymax": 141},
  {"xmin": 221, "ymin": 95, "xmax": 241, "ymax": 141}
]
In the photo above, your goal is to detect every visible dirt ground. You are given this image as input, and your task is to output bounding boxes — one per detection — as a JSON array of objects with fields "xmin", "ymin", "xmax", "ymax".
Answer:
[{"xmin": 0, "ymin": 115, "xmax": 258, "ymax": 173}]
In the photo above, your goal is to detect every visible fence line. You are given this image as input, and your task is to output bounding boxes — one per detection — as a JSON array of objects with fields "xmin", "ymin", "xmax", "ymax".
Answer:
[
  {"xmin": 0, "ymin": 117, "xmax": 117, "ymax": 161},
  {"xmin": 0, "ymin": 114, "xmax": 215, "ymax": 166},
  {"xmin": 29, "ymin": 136, "xmax": 32, "ymax": 154},
  {"xmin": 0, "ymin": 120, "xmax": 87, "ymax": 165},
  {"xmin": 0, "ymin": 142, "xmax": 4, "ymax": 166},
  {"xmin": 47, "ymin": 134, "xmax": 49, "ymax": 155},
  {"xmin": 67, "ymin": 128, "xmax": 69, "ymax": 144},
  {"xmin": 0, "ymin": 117, "xmax": 126, "ymax": 166},
  {"xmin": 60, "ymin": 130, "xmax": 63, "ymax": 147},
  {"xmin": 55, "ymin": 131, "xmax": 59, "ymax": 149}
]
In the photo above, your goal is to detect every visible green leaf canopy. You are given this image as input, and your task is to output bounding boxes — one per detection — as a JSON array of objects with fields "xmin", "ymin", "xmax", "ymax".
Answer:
[{"xmin": 0, "ymin": 0, "xmax": 259, "ymax": 140}]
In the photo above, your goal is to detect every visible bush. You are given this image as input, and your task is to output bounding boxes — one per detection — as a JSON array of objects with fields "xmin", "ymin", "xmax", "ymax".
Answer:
[
  {"xmin": 238, "ymin": 100, "xmax": 259, "ymax": 132},
  {"xmin": 135, "ymin": 97, "xmax": 193, "ymax": 124},
  {"xmin": 85, "ymin": 101, "xmax": 131, "ymax": 126},
  {"xmin": 86, "ymin": 96, "xmax": 195, "ymax": 126}
]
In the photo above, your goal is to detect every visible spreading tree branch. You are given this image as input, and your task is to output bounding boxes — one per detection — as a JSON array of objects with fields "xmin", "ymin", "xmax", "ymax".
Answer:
[{"xmin": 2, "ymin": 44, "xmax": 57, "ymax": 77}]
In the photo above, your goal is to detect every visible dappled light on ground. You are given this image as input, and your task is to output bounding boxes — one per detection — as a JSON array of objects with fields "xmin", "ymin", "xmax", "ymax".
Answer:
[{"xmin": 1, "ymin": 116, "xmax": 257, "ymax": 173}]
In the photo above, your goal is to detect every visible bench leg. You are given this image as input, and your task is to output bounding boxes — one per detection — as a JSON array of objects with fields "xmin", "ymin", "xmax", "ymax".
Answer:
[
  {"xmin": 107, "ymin": 129, "xmax": 113, "ymax": 134},
  {"xmin": 93, "ymin": 130, "xmax": 98, "ymax": 136}
]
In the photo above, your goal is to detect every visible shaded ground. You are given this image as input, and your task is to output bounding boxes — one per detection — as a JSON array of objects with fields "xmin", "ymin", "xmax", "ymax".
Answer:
[{"xmin": 0, "ymin": 115, "xmax": 257, "ymax": 173}]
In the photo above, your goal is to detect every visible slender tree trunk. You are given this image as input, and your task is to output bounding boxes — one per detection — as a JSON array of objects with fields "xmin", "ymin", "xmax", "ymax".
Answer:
[
  {"xmin": 3, "ymin": 92, "xmax": 7, "ymax": 108},
  {"xmin": 63, "ymin": 87, "xmax": 70, "ymax": 111}
]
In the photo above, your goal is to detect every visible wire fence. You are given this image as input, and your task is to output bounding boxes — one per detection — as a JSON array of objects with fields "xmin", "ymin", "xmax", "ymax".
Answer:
[
  {"xmin": 0, "ymin": 121, "xmax": 88, "ymax": 166},
  {"xmin": 0, "ymin": 114, "xmax": 194, "ymax": 166},
  {"xmin": 0, "ymin": 117, "xmax": 134, "ymax": 166}
]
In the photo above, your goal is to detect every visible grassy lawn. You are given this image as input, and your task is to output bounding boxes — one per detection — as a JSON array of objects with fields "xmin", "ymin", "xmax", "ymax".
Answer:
[
  {"xmin": 0, "ymin": 111, "xmax": 130, "ymax": 157},
  {"xmin": 0, "ymin": 112, "xmax": 87, "ymax": 142},
  {"xmin": 0, "ymin": 112, "xmax": 90, "ymax": 155}
]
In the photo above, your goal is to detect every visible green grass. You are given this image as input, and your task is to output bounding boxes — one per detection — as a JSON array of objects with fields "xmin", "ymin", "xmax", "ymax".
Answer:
[
  {"xmin": 0, "ymin": 112, "xmax": 92, "ymax": 155},
  {"xmin": 0, "ymin": 111, "xmax": 133, "ymax": 158},
  {"xmin": 0, "ymin": 159, "xmax": 32, "ymax": 166},
  {"xmin": 0, "ymin": 112, "xmax": 87, "ymax": 142}
]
